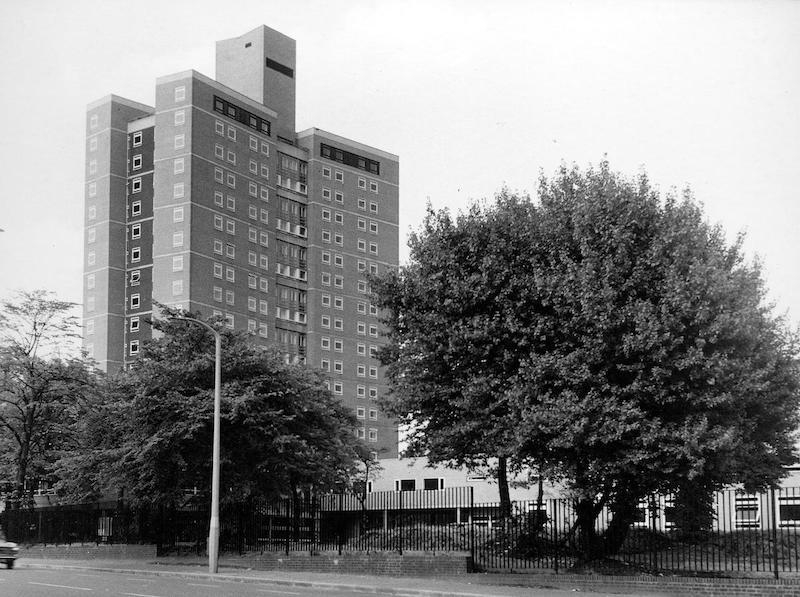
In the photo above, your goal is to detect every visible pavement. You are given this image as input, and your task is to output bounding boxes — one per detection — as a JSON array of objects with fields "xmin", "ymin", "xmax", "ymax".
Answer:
[{"xmin": 18, "ymin": 556, "xmax": 678, "ymax": 596}]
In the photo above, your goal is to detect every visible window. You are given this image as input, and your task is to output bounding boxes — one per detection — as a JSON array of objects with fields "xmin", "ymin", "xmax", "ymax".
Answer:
[
  {"xmin": 357, "ymin": 322, "xmax": 366, "ymax": 335},
  {"xmin": 130, "ymin": 317, "xmax": 139, "ymax": 332},
  {"xmin": 249, "ymin": 160, "xmax": 258, "ymax": 174},
  {"xmin": 131, "ymin": 177, "xmax": 142, "ymax": 194},
  {"xmin": 260, "ymin": 277, "xmax": 269, "ymax": 293},
  {"xmin": 225, "ymin": 314, "xmax": 234, "ymax": 329},
  {"xmin": 249, "ymin": 205, "xmax": 258, "ymax": 219},
  {"xmin": 357, "ymin": 385, "xmax": 366, "ymax": 398},
  {"xmin": 334, "ymin": 296, "xmax": 343, "ymax": 310},
  {"xmin": 334, "ymin": 233, "xmax": 343, "ymax": 245},
  {"xmin": 322, "ymin": 188, "xmax": 331, "ymax": 201},
  {"xmin": 334, "ymin": 361, "xmax": 343, "ymax": 374},
  {"xmin": 259, "ymin": 323, "xmax": 268, "ymax": 337},
  {"xmin": 214, "ymin": 168, "xmax": 224, "ymax": 183},
  {"xmin": 86, "ymin": 273, "xmax": 95, "ymax": 289},
  {"xmin": 86, "ymin": 296, "xmax": 95, "ymax": 312},
  {"xmin": 735, "ymin": 495, "xmax": 761, "ymax": 529},
  {"xmin": 260, "ymin": 164, "xmax": 269, "ymax": 178},
  {"xmin": 260, "ymin": 187, "xmax": 269, "ymax": 201},
  {"xmin": 227, "ymin": 126, "xmax": 236, "ymax": 141},
  {"xmin": 174, "ymin": 110, "xmax": 185, "ymax": 125},
  {"xmin": 172, "ymin": 280, "xmax": 183, "ymax": 296},
  {"xmin": 214, "ymin": 215, "xmax": 223, "ymax": 230},
  {"xmin": 213, "ymin": 286, "xmax": 223, "ymax": 302},
  {"xmin": 248, "ymin": 319, "xmax": 257, "ymax": 334},
  {"xmin": 215, "ymin": 120, "xmax": 225, "ymax": 135},
  {"xmin": 370, "ymin": 304, "xmax": 379, "ymax": 316},
  {"xmin": 322, "ymin": 209, "xmax": 331, "ymax": 221},
  {"xmin": 370, "ymin": 221, "xmax": 378, "ymax": 234},
  {"xmin": 213, "ymin": 263, "xmax": 223, "ymax": 278},
  {"xmin": 215, "ymin": 144, "xmax": 225, "ymax": 159},
  {"xmin": 370, "ymin": 181, "xmax": 379, "ymax": 193},
  {"xmin": 174, "ymin": 158, "xmax": 184, "ymax": 174},
  {"xmin": 322, "ymin": 166, "xmax": 331, "ymax": 178},
  {"xmin": 369, "ymin": 324, "xmax": 378, "ymax": 337},
  {"xmin": 357, "ymin": 343, "xmax": 366, "ymax": 356},
  {"xmin": 174, "ymin": 85, "xmax": 186, "ymax": 101},
  {"xmin": 334, "ymin": 318, "xmax": 343, "ymax": 331},
  {"xmin": 132, "ymin": 155, "xmax": 142, "ymax": 170},
  {"xmin": 369, "ymin": 263, "xmax": 378, "ymax": 275},
  {"xmin": 88, "ymin": 182, "xmax": 97, "ymax": 197},
  {"xmin": 370, "ymin": 243, "xmax": 378, "ymax": 255},
  {"xmin": 321, "ymin": 294, "xmax": 331, "ymax": 307},
  {"xmin": 334, "ymin": 254, "xmax": 343, "ymax": 268},
  {"xmin": 227, "ymin": 196, "xmax": 236, "ymax": 211},
  {"xmin": 322, "ymin": 230, "xmax": 331, "ymax": 243},
  {"xmin": 172, "ymin": 255, "xmax": 183, "ymax": 271},
  {"xmin": 358, "ymin": 177, "xmax": 366, "ymax": 189},
  {"xmin": 356, "ymin": 427, "xmax": 365, "ymax": 439},
  {"xmin": 87, "ymin": 228, "xmax": 96, "ymax": 243},
  {"xmin": 334, "ymin": 212, "xmax": 343, "ymax": 225},
  {"xmin": 174, "ymin": 183, "xmax": 184, "ymax": 198},
  {"xmin": 334, "ymin": 338, "xmax": 343, "ymax": 352},
  {"xmin": 131, "ymin": 247, "xmax": 141, "ymax": 262},
  {"xmin": 174, "ymin": 134, "xmax": 185, "ymax": 149},
  {"xmin": 358, "ymin": 280, "xmax": 367, "ymax": 293},
  {"xmin": 130, "ymin": 224, "xmax": 141, "ymax": 239},
  {"xmin": 370, "ymin": 202, "xmax": 378, "ymax": 213},
  {"xmin": 173, "ymin": 231, "xmax": 183, "ymax": 247},
  {"xmin": 357, "ymin": 239, "xmax": 366, "ymax": 252},
  {"xmin": 369, "ymin": 387, "xmax": 378, "ymax": 400},
  {"xmin": 226, "ymin": 267, "xmax": 235, "ymax": 282},
  {"xmin": 89, "ymin": 114, "xmax": 98, "ymax": 129},
  {"xmin": 357, "ymin": 302, "xmax": 366, "ymax": 314},
  {"xmin": 369, "ymin": 409, "xmax": 378, "ymax": 421},
  {"xmin": 259, "ymin": 300, "xmax": 268, "ymax": 314},
  {"xmin": 261, "ymin": 142, "xmax": 270, "ymax": 155},
  {"xmin": 334, "ymin": 191, "xmax": 343, "ymax": 203},
  {"xmin": 249, "ymin": 136, "xmax": 258, "ymax": 151},
  {"xmin": 335, "ymin": 170, "xmax": 344, "ymax": 182},
  {"xmin": 129, "ymin": 270, "xmax": 140, "ymax": 286},
  {"xmin": 130, "ymin": 340, "xmax": 140, "ymax": 356},
  {"xmin": 321, "ymin": 359, "xmax": 330, "ymax": 372},
  {"xmin": 173, "ymin": 207, "xmax": 184, "ymax": 222},
  {"xmin": 333, "ymin": 382, "xmax": 343, "ymax": 395},
  {"xmin": 215, "ymin": 191, "xmax": 224, "ymax": 207},
  {"xmin": 225, "ymin": 290, "xmax": 234, "ymax": 305},
  {"xmin": 226, "ymin": 219, "xmax": 235, "ymax": 235},
  {"xmin": 321, "ymin": 336, "xmax": 331, "ymax": 350},
  {"xmin": 130, "ymin": 294, "xmax": 140, "ymax": 309},
  {"xmin": 321, "ymin": 315, "xmax": 330, "ymax": 328},
  {"xmin": 334, "ymin": 275, "xmax": 343, "ymax": 289},
  {"xmin": 227, "ymin": 150, "xmax": 236, "ymax": 164},
  {"xmin": 396, "ymin": 479, "xmax": 415, "ymax": 492},
  {"xmin": 424, "ymin": 478, "xmax": 444, "ymax": 491},
  {"xmin": 227, "ymin": 173, "xmax": 236, "ymax": 188},
  {"xmin": 357, "ymin": 407, "xmax": 366, "ymax": 419},
  {"xmin": 358, "ymin": 198, "xmax": 366, "ymax": 211},
  {"xmin": 358, "ymin": 218, "xmax": 366, "ymax": 231},
  {"xmin": 321, "ymin": 251, "xmax": 331, "ymax": 265},
  {"xmin": 369, "ymin": 345, "xmax": 378, "ymax": 358},
  {"xmin": 369, "ymin": 366, "xmax": 378, "ymax": 378},
  {"xmin": 321, "ymin": 272, "xmax": 331, "ymax": 286}
]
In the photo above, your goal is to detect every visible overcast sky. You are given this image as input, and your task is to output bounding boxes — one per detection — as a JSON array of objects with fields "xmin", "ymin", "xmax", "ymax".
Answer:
[{"xmin": 1, "ymin": 0, "xmax": 798, "ymax": 328}]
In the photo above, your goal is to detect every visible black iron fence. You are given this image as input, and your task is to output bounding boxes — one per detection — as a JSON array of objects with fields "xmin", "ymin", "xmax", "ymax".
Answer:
[{"xmin": 3, "ymin": 486, "xmax": 800, "ymax": 577}]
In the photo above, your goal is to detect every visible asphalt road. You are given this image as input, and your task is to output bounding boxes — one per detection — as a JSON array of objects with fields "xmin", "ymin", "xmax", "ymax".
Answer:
[{"xmin": 0, "ymin": 567, "xmax": 383, "ymax": 597}]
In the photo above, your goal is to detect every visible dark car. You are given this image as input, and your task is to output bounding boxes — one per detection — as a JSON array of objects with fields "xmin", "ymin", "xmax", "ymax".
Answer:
[{"xmin": 0, "ymin": 529, "xmax": 18, "ymax": 569}]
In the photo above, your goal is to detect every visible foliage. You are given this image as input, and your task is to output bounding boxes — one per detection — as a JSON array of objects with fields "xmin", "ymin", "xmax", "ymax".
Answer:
[
  {"xmin": 370, "ymin": 160, "xmax": 800, "ymax": 559},
  {"xmin": 0, "ymin": 290, "xmax": 93, "ymax": 504},
  {"xmin": 56, "ymin": 309, "xmax": 364, "ymax": 505}
]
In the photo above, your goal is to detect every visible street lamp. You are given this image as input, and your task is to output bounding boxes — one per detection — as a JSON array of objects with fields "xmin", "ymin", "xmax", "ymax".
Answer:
[{"xmin": 171, "ymin": 315, "xmax": 221, "ymax": 574}]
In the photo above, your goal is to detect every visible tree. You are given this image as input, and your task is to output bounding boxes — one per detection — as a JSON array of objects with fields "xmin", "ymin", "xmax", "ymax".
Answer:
[
  {"xmin": 57, "ymin": 309, "xmax": 365, "ymax": 505},
  {"xmin": 371, "ymin": 161, "xmax": 800, "ymax": 561},
  {"xmin": 369, "ymin": 195, "xmax": 542, "ymax": 515},
  {"xmin": 0, "ymin": 290, "xmax": 93, "ymax": 505}
]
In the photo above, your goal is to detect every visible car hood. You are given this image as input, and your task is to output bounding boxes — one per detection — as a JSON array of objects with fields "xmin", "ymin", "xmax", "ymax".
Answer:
[{"xmin": 0, "ymin": 542, "xmax": 18, "ymax": 548}]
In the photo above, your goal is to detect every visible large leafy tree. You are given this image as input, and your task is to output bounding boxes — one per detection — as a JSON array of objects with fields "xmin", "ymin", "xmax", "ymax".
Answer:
[
  {"xmin": 371, "ymin": 161, "xmax": 800, "ymax": 559},
  {"xmin": 0, "ymin": 291, "xmax": 94, "ymax": 504},
  {"xmin": 57, "ymin": 309, "xmax": 364, "ymax": 505}
]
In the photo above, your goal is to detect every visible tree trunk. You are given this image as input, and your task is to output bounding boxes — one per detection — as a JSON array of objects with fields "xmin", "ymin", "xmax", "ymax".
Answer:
[
  {"xmin": 602, "ymin": 493, "xmax": 638, "ymax": 555},
  {"xmin": 575, "ymin": 497, "xmax": 601, "ymax": 561},
  {"xmin": 497, "ymin": 456, "xmax": 512, "ymax": 518}
]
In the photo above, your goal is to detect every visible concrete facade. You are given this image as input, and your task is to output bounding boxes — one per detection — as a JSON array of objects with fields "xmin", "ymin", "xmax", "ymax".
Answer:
[{"xmin": 83, "ymin": 26, "xmax": 399, "ymax": 458}]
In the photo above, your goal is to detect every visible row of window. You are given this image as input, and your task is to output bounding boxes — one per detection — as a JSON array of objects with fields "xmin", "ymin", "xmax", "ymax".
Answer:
[
  {"xmin": 318, "ymin": 316, "xmax": 379, "ymax": 337},
  {"xmin": 321, "ymin": 338, "xmax": 379, "ymax": 357},
  {"xmin": 320, "ymin": 168, "xmax": 380, "ymax": 194},
  {"xmin": 321, "ymin": 295, "xmax": 379, "ymax": 317},
  {"xmin": 320, "ymin": 143, "xmax": 380, "ymax": 176},
  {"xmin": 355, "ymin": 427, "xmax": 379, "ymax": 443},
  {"xmin": 214, "ymin": 120, "xmax": 272, "ymax": 157},
  {"xmin": 321, "ymin": 360, "xmax": 379, "ymax": 377},
  {"xmin": 213, "ymin": 95, "xmax": 272, "ymax": 137}
]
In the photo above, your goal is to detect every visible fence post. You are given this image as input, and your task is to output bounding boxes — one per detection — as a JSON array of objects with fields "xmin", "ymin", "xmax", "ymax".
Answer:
[
  {"xmin": 469, "ymin": 486, "xmax": 474, "ymax": 571},
  {"xmin": 770, "ymin": 487, "xmax": 779, "ymax": 580},
  {"xmin": 338, "ymin": 493, "xmax": 343, "ymax": 556},
  {"xmin": 398, "ymin": 488, "xmax": 403, "ymax": 555}
]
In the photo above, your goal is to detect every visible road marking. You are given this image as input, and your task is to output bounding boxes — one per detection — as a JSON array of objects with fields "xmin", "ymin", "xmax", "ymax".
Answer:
[
  {"xmin": 120, "ymin": 593, "xmax": 165, "ymax": 597},
  {"xmin": 257, "ymin": 588, "xmax": 304, "ymax": 595},
  {"xmin": 186, "ymin": 583, "xmax": 217, "ymax": 588},
  {"xmin": 30, "ymin": 581, "xmax": 93, "ymax": 591}
]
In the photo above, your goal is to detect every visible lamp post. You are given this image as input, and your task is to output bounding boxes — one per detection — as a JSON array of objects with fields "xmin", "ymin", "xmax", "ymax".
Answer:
[{"xmin": 171, "ymin": 316, "xmax": 221, "ymax": 574}]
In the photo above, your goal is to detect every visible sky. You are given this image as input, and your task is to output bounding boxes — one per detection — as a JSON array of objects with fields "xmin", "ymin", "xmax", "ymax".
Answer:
[{"xmin": 0, "ymin": 0, "xmax": 798, "ymax": 328}]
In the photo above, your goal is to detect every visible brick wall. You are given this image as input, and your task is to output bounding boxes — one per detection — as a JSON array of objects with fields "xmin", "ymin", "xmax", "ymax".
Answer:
[
  {"xmin": 20, "ymin": 544, "xmax": 157, "ymax": 560},
  {"xmin": 238, "ymin": 551, "xmax": 471, "ymax": 576}
]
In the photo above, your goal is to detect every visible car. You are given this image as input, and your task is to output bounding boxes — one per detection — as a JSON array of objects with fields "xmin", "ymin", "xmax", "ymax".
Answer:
[{"xmin": 0, "ymin": 532, "xmax": 18, "ymax": 569}]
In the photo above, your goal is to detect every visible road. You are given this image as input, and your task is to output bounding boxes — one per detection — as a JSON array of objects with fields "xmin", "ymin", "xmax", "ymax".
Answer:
[{"xmin": 0, "ymin": 567, "xmax": 382, "ymax": 597}]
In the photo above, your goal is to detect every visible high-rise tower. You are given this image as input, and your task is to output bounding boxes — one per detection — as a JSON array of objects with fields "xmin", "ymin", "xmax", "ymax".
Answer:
[{"xmin": 83, "ymin": 26, "xmax": 399, "ymax": 457}]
